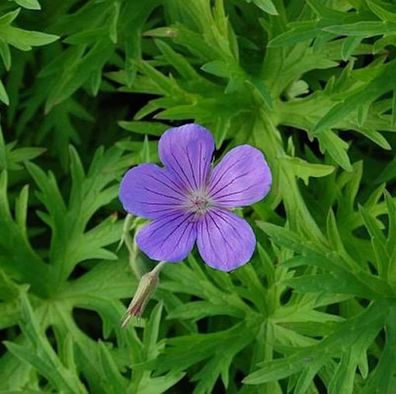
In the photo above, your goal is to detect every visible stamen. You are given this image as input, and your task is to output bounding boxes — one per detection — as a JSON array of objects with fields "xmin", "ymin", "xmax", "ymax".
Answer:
[{"xmin": 184, "ymin": 189, "xmax": 212, "ymax": 218}]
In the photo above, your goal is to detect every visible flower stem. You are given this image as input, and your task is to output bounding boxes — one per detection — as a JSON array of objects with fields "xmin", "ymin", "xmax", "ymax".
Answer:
[
  {"xmin": 151, "ymin": 261, "xmax": 167, "ymax": 275},
  {"xmin": 122, "ymin": 214, "xmax": 146, "ymax": 278}
]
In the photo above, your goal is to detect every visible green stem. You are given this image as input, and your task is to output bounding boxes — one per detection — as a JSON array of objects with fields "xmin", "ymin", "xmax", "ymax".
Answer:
[
  {"xmin": 151, "ymin": 261, "xmax": 167, "ymax": 275},
  {"xmin": 122, "ymin": 214, "xmax": 146, "ymax": 278}
]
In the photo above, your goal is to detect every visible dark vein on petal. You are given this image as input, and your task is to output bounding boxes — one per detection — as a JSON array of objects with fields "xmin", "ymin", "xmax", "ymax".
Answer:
[
  {"xmin": 168, "ymin": 164, "xmax": 190, "ymax": 191},
  {"xmin": 146, "ymin": 173, "xmax": 186, "ymax": 198},
  {"xmin": 210, "ymin": 210, "xmax": 245, "ymax": 252},
  {"xmin": 185, "ymin": 146, "xmax": 198, "ymax": 189},
  {"xmin": 171, "ymin": 152, "xmax": 193, "ymax": 190},
  {"xmin": 198, "ymin": 143, "xmax": 203, "ymax": 186},
  {"xmin": 155, "ymin": 210, "xmax": 187, "ymax": 221},
  {"xmin": 158, "ymin": 212, "xmax": 195, "ymax": 250},
  {"xmin": 172, "ymin": 220, "xmax": 195, "ymax": 253},
  {"xmin": 143, "ymin": 186, "xmax": 183, "ymax": 201},
  {"xmin": 211, "ymin": 209, "xmax": 240, "ymax": 234},
  {"xmin": 145, "ymin": 205, "xmax": 186, "ymax": 215},
  {"xmin": 207, "ymin": 212, "xmax": 234, "ymax": 252},
  {"xmin": 160, "ymin": 171, "xmax": 188, "ymax": 194},
  {"xmin": 202, "ymin": 215, "xmax": 223, "ymax": 265},
  {"xmin": 212, "ymin": 198, "xmax": 251, "ymax": 204},
  {"xmin": 209, "ymin": 157, "xmax": 245, "ymax": 193},
  {"xmin": 144, "ymin": 207, "xmax": 182, "ymax": 215},
  {"xmin": 212, "ymin": 184, "xmax": 255, "ymax": 200},
  {"xmin": 148, "ymin": 212, "xmax": 187, "ymax": 239},
  {"xmin": 167, "ymin": 139, "xmax": 191, "ymax": 190},
  {"xmin": 210, "ymin": 171, "xmax": 250, "ymax": 198},
  {"xmin": 137, "ymin": 201, "xmax": 180, "ymax": 207}
]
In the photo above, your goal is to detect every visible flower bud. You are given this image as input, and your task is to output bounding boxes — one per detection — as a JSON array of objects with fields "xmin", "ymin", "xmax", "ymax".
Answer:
[{"xmin": 121, "ymin": 269, "xmax": 159, "ymax": 327}]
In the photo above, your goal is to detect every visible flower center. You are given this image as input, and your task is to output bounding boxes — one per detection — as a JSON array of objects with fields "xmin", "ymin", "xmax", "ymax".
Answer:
[{"xmin": 185, "ymin": 190, "xmax": 212, "ymax": 217}]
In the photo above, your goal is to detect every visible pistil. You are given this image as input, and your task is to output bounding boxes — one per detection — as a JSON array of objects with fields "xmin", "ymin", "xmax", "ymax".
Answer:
[{"xmin": 185, "ymin": 190, "xmax": 212, "ymax": 217}]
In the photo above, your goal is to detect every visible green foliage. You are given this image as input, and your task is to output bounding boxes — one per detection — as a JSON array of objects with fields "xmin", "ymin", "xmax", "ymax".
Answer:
[{"xmin": 1, "ymin": 0, "xmax": 396, "ymax": 393}]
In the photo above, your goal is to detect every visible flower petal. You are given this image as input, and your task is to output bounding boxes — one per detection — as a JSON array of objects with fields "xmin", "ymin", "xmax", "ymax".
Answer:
[
  {"xmin": 136, "ymin": 211, "xmax": 197, "ymax": 262},
  {"xmin": 119, "ymin": 163, "xmax": 186, "ymax": 219},
  {"xmin": 159, "ymin": 124, "xmax": 215, "ymax": 191},
  {"xmin": 197, "ymin": 209, "xmax": 255, "ymax": 271},
  {"xmin": 209, "ymin": 145, "xmax": 271, "ymax": 208}
]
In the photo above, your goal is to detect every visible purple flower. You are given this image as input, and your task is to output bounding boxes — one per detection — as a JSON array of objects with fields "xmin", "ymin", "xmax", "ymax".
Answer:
[{"xmin": 119, "ymin": 124, "xmax": 272, "ymax": 272}]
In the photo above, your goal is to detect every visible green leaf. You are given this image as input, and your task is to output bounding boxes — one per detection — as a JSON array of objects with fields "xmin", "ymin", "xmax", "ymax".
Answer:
[
  {"xmin": 366, "ymin": 0, "xmax": 396, "ymax": 23},
  {"xmin": 360, "ymin": 205, "xmax": 389, "ymax": 277},
  {"xmin": 284, "ymin": 254, "xmax": 392, "ymax": 298},
  {"xmin": 268, "ymin": 22, "xmax": 320, "ymax": 47},
  {"xmin": 9, "ymin": 147, "xmax": 46, "ymax": 163},
  {"xmin": 45, "ymin": 40, "xmax": 112, "ymax": 111},
  {"xmin": 0, "ymin": 18, "xmax": 58, "ymax": 51},
  {"xmin": 280, "ymin": 156, "xmax": 334, "ymax": 185},
  {"xmin": 252, "ymin": 0, "xmax": 278, "ymax": 15},
  {"xmin": 313, "ymin": 61, "xmax": 396, "ymax": 134},
  {"xmin": 109, "ymin": 1, "xmax": 120, "ymax": 43},
  {"xmin": 143, "ymin": 302, "xmax": 163, "ymax": 360},
  {"xmin": 246, "ymin": 79, "xmax": 273, "ymax": 109},
  {"xmin": 5, "ymin": 293, "xmax": 86, "ymax": 393},
  {"xmin": 0, "ymin": 9, "xmax": 20, "ymax": 25},
  {"xmin": 360, "ymin": 307, "xmax": 396, "ymax": 393},
  {"xmin": 98, "ymin": 342, "xmax": 127, "ymax": 393},
  {"xmin": 168, "ymin": 301, "xmax": 243, "ymax": 320},
  {"xmin": 201, "ymin": 60, "xmax": 228, "ymax": 78},
  {"xmin": 14, "ymin": 185, "xmax": 29, "ymax": 233},
  {"xmin": 353, "ymin": 126, "xmax": 391, "ymax": 150},
  {"xmin": 14, "ymin": 0, "xmax": 41, "ymax": 10},
  {"xmin": 341, "ymin": 36, "xmax": 362, "ymax": 60},
  {"xmin": 317, "ymin": 131, "xmax": 352, "ymax": 171},
  {"xmin": 0, "ymin": 41, "xmax": 11, "ymax": 70},
  {"xmin": 244, "ymin": 300, "xmax": 390, "ymax": 385},
  {"xmin": 132, "ymin": 371, "xmax": 186, "ymax": 394},
  {"xmin": 324, "ymin": 21, "xmax": 396, "ymax": 37},
  {"xmin": 257, "ymin": 222, "xmax": 313, "ymax": 254},
  {"xmin": 0, "ymin": 80, "xmax": 9, "ymax": 105},
  {"xmin": 118, "ymin": 120, "xmax": 168, "ymax": 136},
  {"xmin": 155, "ymin": 322, "xmax": 254, "ymax": 392},
  {"xmin": 155, "ymin": 39, "xmax": 199, "ymax": 80}
]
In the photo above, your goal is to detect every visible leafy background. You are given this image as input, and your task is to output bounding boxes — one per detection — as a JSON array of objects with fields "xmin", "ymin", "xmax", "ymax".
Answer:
[{"xmin": 1, "ymin": 0, "xmax": 396, "ymax": 393}]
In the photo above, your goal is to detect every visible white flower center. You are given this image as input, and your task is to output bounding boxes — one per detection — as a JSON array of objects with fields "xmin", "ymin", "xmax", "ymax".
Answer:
[{"xmin": 185, "ymin": 190, "xmax": 212, "ymax": 217}]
